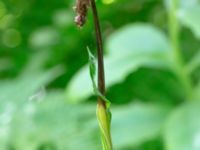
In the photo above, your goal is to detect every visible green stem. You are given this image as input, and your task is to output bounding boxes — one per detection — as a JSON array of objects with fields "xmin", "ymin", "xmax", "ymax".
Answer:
[{"xmin": 168, "ymin": 0, "xmax": 193, "ymax": 99}]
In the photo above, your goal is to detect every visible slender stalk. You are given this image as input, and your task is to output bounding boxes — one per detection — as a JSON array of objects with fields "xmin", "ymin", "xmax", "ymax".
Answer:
[
  {"xmin": 90, "ymin": 0, "xmax": 106, "ymax": 103},
  {"xmin": 168, "ymin": 0, "xmax": 193, "ymax": 99},
  {"xmin": 74, "ymin": 0, "xmax": 112, "ymax": 148},
  {"xmin": 90, "ymin": 0, "xmax": 113, "ymax": 149}
]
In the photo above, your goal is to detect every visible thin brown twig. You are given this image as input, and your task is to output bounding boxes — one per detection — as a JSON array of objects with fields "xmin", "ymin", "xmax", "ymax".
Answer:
[{"xmin": 90, "ymin": 0, "xmax": 106, "ymax": 107}]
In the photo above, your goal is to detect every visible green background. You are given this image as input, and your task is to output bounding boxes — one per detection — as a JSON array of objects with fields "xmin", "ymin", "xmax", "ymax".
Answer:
[{"xmin": 0, "ymin": 0, "xmax": 200, "ymax": 149}]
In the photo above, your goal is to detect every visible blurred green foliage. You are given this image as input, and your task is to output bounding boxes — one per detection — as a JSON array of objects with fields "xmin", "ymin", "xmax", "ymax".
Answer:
[{"xmin": 0, "ymin": 0, "xmax": 200, "ymax": 150}]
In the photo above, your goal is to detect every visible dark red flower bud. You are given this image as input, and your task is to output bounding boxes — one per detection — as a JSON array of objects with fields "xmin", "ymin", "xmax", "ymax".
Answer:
[{"xmin": 74, "ymin": 0, "xmax": 90, "ymax": 27}]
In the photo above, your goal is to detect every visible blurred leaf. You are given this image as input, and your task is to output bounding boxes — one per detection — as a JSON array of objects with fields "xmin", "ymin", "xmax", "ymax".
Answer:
[
  {"xmin": 66, "ymin": 24, "xmax": 172, "ymax": 103},
  {"xmin": 5, "ymin": 90, "xmax": 170, "ymax": 150},
  {"xmin": 164, "ymin": 101, "xmax": 200, "ymax": 150},
  {"xmin": 21, "ymin": 51, "xmax": 53, "ymax": 76},
  {"xmin": 166, "ymin": 0, "xmax": 200, "ymax": 40},
  {"xmin": 193, "ymin": 81, "xmax": 200, "ymax": 99},
  {"xmin": 8, "ymin": 91, "xmax": 100, "ymax": 150},
  {"xmin": 186, "ymin": 50, "xmax": 200, "ymax": 74},
  {"xmin": 0, "ymin": 52, "xmax": 64, "ymax": 105},
  {"xmin": 107, "ymin": 68, "xmax": 183, "ymax": 104},
  {"xmin": 53, "ymin": 10, "xmax": 74, "ymax": 28},
  {"xmin": 165, "ymin": 0, "xmax": 199, "ymax": 9},
  {"xmin": 179, "ymin": 0, "xmax": 199, "ymax": 9},
  {"xmin": 29, "ymin": 26, "xmax": 60, "ymax": 49},
  {"xmin": 179, "ymin": 5, "xmax": 200, "ymax": 39},
  {"xmin": 0, "ymin": 67, "xmax": 63, "ymax": 104},
  {"xmin": 112, "ymin": 103, "xmax": 171, "ymax": 149},
  {"xmin": 0, "ymin": 65, "xmax": 62, "ymax": 149},
  {"xmin": 106, "ymin": 24, "xmax": 171, "ymax": 59},
  {"xmin": 0, "ymin": 58, "xmax": 12, "ymax": 72}
]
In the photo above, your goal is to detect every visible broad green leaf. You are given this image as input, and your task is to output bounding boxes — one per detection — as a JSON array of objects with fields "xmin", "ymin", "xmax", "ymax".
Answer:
[
  {"xmin": 166, "ymin": 0, "xmax": 200, "ymax": 38},
  {"xmin": 178, "ymin": 6, "xmax": 200, "ymax": 39},
  {"xmin": 8, "ymin": 91, "xmax": 100, "ymax": 150},
  {"xmin": 107, "ymin": 68, "xmax": 184, "ymax": 104},
  {"xmin": 7, "ymin": 90, "xmax": 170, "ymax": 150},
  {"xmin": 0, "ymin": 54, "xmax": 64, "ymax": 149},
  {"xmin": 112, "ymin": 103, "xmax": 170, "ymax": 149},
  {"xmin": 164, "ymin": 101, "xmax": 200, "ymax": 150},
  {"xmin": 0, "ymin": 51, "xmax": 64, "ymax": 105},
  {"xmin": 66, "ymin": 24, "xmax": 172, "ymax": 103},
  {"xmin": 0, "ymin": 66, "xmax": 63, "ymax": 104},
  {"xmin": 106, "ymin": 24, "xmax": 171, "ymax": 59}
]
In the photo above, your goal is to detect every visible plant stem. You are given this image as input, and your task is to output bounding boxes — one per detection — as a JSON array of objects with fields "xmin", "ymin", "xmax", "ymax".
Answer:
[
  {"xmin": 90, "ymin": 0, "xmax": 113, "ymax": 149},
  {"xmin": 168, "ymin": 0, "xmax": 193, "ymax": 99},
  {"xmin": 90, "ymin": 0, "xmax": 105, "ymax": 102}
]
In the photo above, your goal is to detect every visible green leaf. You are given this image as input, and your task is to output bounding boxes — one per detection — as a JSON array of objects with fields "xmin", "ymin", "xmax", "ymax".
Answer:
[
  {"xmin": 179, "ymin": 5, "xmax": 200, "ymax": 39},
  {"xmin": 112, "ymin": 103, "xmax": 170, "ymax": 149},
  {"xmin": 87, "ymin": 47, "xmax": 98, "ymax": 95},
  {"xmin": 66, "ymin": 24, "xmax": 172, "ymax": 103},
  {"xmin": 87, "ymin": 47, "xmax": 96, "ymax": 81},
  {"xmin": 186, "ymin": 50, "xmax": 200, "ymax": 74},
  {"xmin": 0, "ymin": 55, "xmax": 64, "ymax": 149},
  {"xmin": 87, "ymin": 47, "xmax": 111, "ymax": 108},
  {"xmin": 8, "ymin": 91, "xmax": 100, "ymax": 150},
  {"xmin": 0, "ymin": 65, "xmax": 63, "ymax": 149},
  {"xmin": 164, "ymin": 101, "xmax": 200, "ymax": 150},
  {"xmin": 179, "ymin": 0, "xmax": 198, "ymax": 9},
  {"xmin": 192, "ymin": 81, "xmax": 200, "ymax": 99},
  {"xmin": 165, "ymin": 0, "xmax": 198, "ymax": 10},
  {"xmin": 7, "ymin": 91, "xmax": 170, "ymax": 150},
  {"xmin": 0, "ymin": 66, "xmax": 63, "ymax": 104},
  {"xmin": 107, "ymin": 68, "xmax": 184, "ymax": 104},
  {"xmin": 106, "ymin": 24, "xmax": 171, "ymax": 59},
  {"xmin": 29, "ymin": 27, "xmax": 59, "ymax": 49},
  {"xmin": 0, "ymin": 51, "xmax": 64, "ymax": 105}
]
